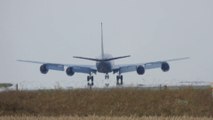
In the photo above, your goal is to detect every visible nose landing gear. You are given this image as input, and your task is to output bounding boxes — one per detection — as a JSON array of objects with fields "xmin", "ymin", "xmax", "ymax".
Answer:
[{"xmin": 105, "ymin": 74, "xmax": 109, "ymax": 79}]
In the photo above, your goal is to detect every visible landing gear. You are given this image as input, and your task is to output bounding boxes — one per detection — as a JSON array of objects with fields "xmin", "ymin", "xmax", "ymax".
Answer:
[
  {"xmin": 87, "ymin": 75, "xmax": 94, "ymax": 87},
  {"xmin": 105, "ymin": 74, "xmax": 109, "ymax": 79},
  {"xmin": 116, "ymin": 75, "xmax": 123, "ymax": 86}
]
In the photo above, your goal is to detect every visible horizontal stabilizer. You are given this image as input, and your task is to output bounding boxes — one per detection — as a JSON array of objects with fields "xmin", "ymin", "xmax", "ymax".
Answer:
[
  {"xmin": 104, "ymin": 55, "xmax": 130, "ymax": 61},
  {"xmin": 73, "ymin": 55, "xmax": 130, "ymax": 62},
  {"xmin": 73, "ymin": 56, "xmax": 100, "ymax": 61}
]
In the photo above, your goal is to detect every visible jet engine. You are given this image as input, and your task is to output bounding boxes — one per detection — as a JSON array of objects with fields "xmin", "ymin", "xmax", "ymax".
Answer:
[
  {"xmin": 66, "ymin": 67, "xmax": 75, "ymax": 76},
  {"xmin": 137, "ymin": 65, "xmax": 145, "ymax": 75},
  {"xmin": 40, "ymin": 64, "xmax": 48, "ymax": 74},
  {"xmin": 161, "ymin": 62, "xmax": 170, "ymax": 72}
]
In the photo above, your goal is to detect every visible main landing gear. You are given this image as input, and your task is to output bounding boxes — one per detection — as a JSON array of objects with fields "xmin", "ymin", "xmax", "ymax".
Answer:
[
  {"xmin": 86, "ymin": 74, "xmax": 124, "ymax": 87},
  {"xmin": 87, "ymin": 75, "xmax": 94, "ymax": 87},
  {"xmin": 116, "ymin": 75, "xmax": 123, "ymax": 86}
]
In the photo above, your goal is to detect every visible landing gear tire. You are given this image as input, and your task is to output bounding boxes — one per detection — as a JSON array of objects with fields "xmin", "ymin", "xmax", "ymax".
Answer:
[
  {"xmin": 116, "ymin": 75, "xmax": 123, "ymax": 86},
  {"xmin": 87, "ymin": 75, "xmax": 94, "ymax": 87}
]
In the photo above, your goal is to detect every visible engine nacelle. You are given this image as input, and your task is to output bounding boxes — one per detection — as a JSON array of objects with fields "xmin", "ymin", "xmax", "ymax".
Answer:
[
  {"xmin": 137, "ymin": 65, "xmax": 145, "ymax": 75},
  {"xmin": 161, "ymin": 62, "xmax": 170, "ymax": 72},
  {"xmin": 40, "ymin": 64, "xmax": 48, "ymax": 74},
  {"xmin": 66, "ymin": 67, "xmax": 75, "ymax": 76}
]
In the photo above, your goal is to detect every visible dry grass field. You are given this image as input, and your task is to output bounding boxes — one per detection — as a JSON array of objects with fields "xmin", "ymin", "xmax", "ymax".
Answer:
[
  {"xmin": 0, "ymin": 87, "xmax": 213, "ymax": 119},
  {"xmin": 0, "ymin": 116, "xmax": 213, "ymax": 120}
]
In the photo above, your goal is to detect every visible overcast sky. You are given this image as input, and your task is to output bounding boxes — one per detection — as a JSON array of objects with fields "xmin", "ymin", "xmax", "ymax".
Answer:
[{"xmin": 0, "ymin": 0, "xmax": 213, "ymax": 89}]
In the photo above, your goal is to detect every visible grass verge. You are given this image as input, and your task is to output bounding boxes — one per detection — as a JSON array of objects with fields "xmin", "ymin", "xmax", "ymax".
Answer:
[{"xmin": 0, "ymin": 87, "xmax": 213, "ymax": 117}]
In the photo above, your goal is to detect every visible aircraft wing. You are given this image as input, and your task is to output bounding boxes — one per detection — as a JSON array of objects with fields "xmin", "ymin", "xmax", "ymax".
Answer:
[
  {"xmin": 17, "ymin": 60, "xmax": 97, "ymax": 74},
  {"xmin": 113, "ymin": 57, "xmax": 189, "ymax": 74}
]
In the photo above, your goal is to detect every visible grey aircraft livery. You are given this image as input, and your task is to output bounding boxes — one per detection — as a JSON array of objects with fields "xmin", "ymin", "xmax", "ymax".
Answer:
[{"xmin": 18, "ymin": 23, "xmax": 189, "ymax": 86}]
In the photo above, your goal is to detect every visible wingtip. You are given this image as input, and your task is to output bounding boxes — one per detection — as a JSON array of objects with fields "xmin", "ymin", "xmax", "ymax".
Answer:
[
  {"xmin": 166, "ymin": 57, "xmax": 190, "ymax": 62},
  {"xmin": 183, "ymin": 57, "xmax": 190, "ymax": 59},
  {"xmin": 16, "ymin": 59, "xmax": 22, "ymax": 62},
  {"xmin": 16, "ymin": 59, "xmax": 28, "ymax": 63},
  {"xmin": 73, "ymin": 56, "xmax": 79, "ymax": 59}
]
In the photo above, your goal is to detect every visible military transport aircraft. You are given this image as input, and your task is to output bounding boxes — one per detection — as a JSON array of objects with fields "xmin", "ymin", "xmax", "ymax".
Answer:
[{"xmin": 18, "ymin": 23, "xmax": 189, "ymax": 86}]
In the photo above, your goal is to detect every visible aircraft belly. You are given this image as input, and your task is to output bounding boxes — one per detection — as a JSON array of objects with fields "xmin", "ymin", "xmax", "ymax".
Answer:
[{"xmin": 96, "ymin": 62, "xmax": 112, "ymax": 73}]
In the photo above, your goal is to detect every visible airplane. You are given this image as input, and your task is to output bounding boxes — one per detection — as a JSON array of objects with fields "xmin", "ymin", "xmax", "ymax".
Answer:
[{"xmin": 18, "ymin": 23, "xmax": 189, "ymax": 86}]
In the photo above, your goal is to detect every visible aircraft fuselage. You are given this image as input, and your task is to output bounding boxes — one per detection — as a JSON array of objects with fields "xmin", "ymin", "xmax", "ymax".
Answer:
[{"xmin": 96, "ymin": 54, "xmax": 114, "ymax": 73}]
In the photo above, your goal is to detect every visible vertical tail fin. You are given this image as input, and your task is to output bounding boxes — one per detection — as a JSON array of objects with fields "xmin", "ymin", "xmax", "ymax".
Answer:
[
  {"xmin": 101, "ymin": 22, "xmax": 104, "ymax": 59},
  {"xmin": 73, "ymin": 23, "xmax": 131, "ymax": 62}
]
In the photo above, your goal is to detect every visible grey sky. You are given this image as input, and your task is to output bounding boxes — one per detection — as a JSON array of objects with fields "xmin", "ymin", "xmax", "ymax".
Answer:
[{"xmin": 0, "ymin": 0, "xmax": 213, "ymax": 89}]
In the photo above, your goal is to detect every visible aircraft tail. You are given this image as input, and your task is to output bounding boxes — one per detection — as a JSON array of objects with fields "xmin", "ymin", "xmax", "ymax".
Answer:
[
  {"xmin": 101, "ymin": 22, "xmax": 104, "ymax": 59},
  {"xmin": 73, "ymin": 23, "xmax": 130, "ymax": 61}
]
